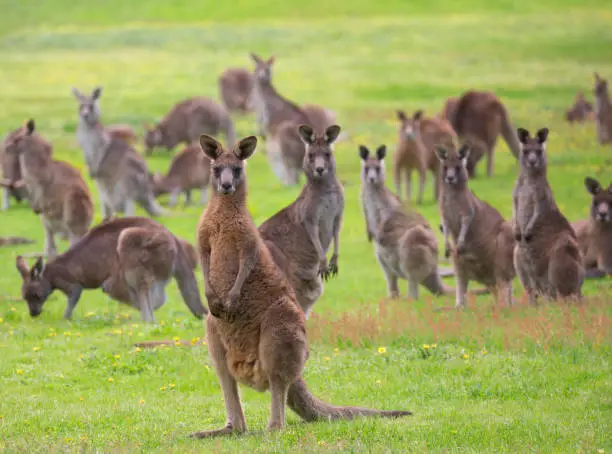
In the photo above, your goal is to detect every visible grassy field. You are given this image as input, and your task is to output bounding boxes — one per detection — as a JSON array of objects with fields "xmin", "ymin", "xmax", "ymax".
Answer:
[{"xmin": 1, "ymin": 0, "xmax": 612, "ymax": 452}]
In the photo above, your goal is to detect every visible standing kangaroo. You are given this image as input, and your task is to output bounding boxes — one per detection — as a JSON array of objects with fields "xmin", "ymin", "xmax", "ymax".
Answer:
[
  {"xmin": 72, "ymin": 86, "xmax": 164, "ymax": 220},
  {"xmin": 4, "ymin": 120, "xmax": 93, "ymax": 259},
  {"xmin": 193, "ymin": 133, "xmax": 410, "ymax": 439},
  {"xmin": 566, "ymin": 92, "xmax": 595, "ymax": 124},
  {"xmin": 218, "ymin": 67, "xmax": 254, "ymax": 114},
  {"xmin": 150, "ymin": 143, "xmax": 211, "ymax": 207},
  {"xmin": 258, "ymin": 124, "xmax": 344, "ymax": 317},
  {"xmin": 360, "ymin": 144, "xmax": 450, "ymax": 300},
  {"xmin": 435, "ymin": 144, "xmax": 516, "ymax": 307},
  {"xmin": 512, "ymin": 127, "xmax": 584, "ymax": 303},
  {"xmin": 572, "ymin": 177, "xmax": 612, "ymax": 277},
  {"xmin": 594, "ymin": 72, "xmax": 612, "ymax": 144},
  {"xmin": 446, "ymin": 90, "xmax": 521, "ymax": 178},
  {"xmin": 15, "ymin": 217, "xmax": 207, "ymax": 322},
  {"xmin": 394, "ymin": 109, "xmax": 456, "ymax": 204},
  {"xmin": 144, "ymin": 97, "xmax": 235, "ymax": 154}
]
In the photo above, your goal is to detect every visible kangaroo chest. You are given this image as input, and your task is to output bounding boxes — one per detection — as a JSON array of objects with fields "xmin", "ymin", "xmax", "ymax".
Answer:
[
  {"xmin": 513, "ymin": 178, "xmax": 536, "ymax": 230},
  {"xmin": 310, "ymin": 187, "xmax": 344, "ymax": 252}
]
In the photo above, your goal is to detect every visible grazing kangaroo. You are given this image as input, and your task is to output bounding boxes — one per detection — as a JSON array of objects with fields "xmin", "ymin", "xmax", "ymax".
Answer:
[
  {"xmin": 151, "ymin": 143, "xmax": 211, "ymax": 207},
  {"xmin": 594, "ymin": 73, "xmax": 612, "ymax": 144},
  {"xmin": 4, "ymin": 120, "xmax": 93, "ymax": 259},
  {"xmin": 394, "ymin": 109, "xmax": 456, "ymax": 204},
  {"xmin": 566, "ymin": 92, "xmax": 595, "ymax": 124},
  {"xmin": 218, "ymin": 67, "xmax": 254, "ymax": 114},
  {"xmin": 446, "ymin": 90, "xmax": 521, "ymax": 178},
  {"xmin": 435, "ymin": 144, "xmax": 516, "ymax": 307},
  {"xmin": 360, "ymin": 144, "xmax": 451, "ymax": 300},
  {"xmin": 258, "ymin": 125, "xmax": 344, "ymax": 317},
  {"xmin": 193, "ymin": 133, "xmax": 410, "ymax": 439},
  {"xmin": 572, "ymin": 177, "xmax": 612, "ymax": 277},
  {"xmin": 512, "ymin": 127, "xmax": 584, "ymax": 303},
  {"xmin": 72, "ymin": 86, "xmax": 164, "ymax": 220},
  {"xmin": 144, "ymin": 97, "xmax": 235, "ymax": 154},
  {"xmin": 15, "ymin": 217, "xmax": 207, "ymax": 322}
]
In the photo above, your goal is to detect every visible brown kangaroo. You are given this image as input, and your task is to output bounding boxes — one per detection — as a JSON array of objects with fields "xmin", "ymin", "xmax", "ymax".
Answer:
[
  {"xmin": 150, "ymin": 143, "xmax": 211, "ymax": 207},
  {"xmin": 259, "ymin": 124, "xmax": 344, "ymax": 317},
  {"xmin": 15, "ymin": 217, "xmax": 207, "ymax": 322},
  {"xmin": 394, "ymin": 109, "xmax": 456, "ymax": 204},
  {"xmin": 193, "ymin": 133, "xmax": 410, "ymax": 439},
  {"xmin": 4, "ymin": 120, "xmax": 93, "ymax": 259},
  {"xmin": 435, "ymin": 144, "xmax": 516, "ymax": 307},
  {"xmin": 106, "ymin": 124, "xmax": 138, "ymax": 144},
  {"xmin": 512, "ymin": 127, "xmax": 584, "ymax": 304},
  {"xmin": 594, "ymin": 72, "xmax": 612, "ymax": 144},
  {"xmin": 566, "ymin": 92, "xmax": 595, "ymax": 124},
  {"xmin": 572, "ymin": 177, "xmax": 612, "ymax": 277},
  {"xmin": 218, "ymin": 67, "xmax": 254, "ymax": 114},
  {"xmin": 446, "ymin": 90, "xmax": 521, "ymax": 178},
  {"xmin": 144, "ymin": 97, "xmax": 236, "ymax": 154}
]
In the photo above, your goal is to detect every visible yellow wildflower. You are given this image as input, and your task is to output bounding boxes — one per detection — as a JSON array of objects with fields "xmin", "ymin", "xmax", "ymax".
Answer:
[
  {"xmin": 172, "ymin": 336, "xmax": 180, "ymax": 341},
  {"xmin": 32, "ymin": 347, "xmax": 41, "ymax": 352},
  {"xmin": 423, "ymin": 344, "xmax": 430, "ymax": 349},
  {"xmin": 377, "ymin": 347, "xmax": 387, "ymax": 354},
  {"xmin": 16, "ymin": 369, "xmax": 23, "ymax": 375},
  {"xmin": 108, "ymin": 377, "xmax": 114, "ymax": 383},
  {"xmin": 462, "ymin": 354, "xmax": 469, "ymax": 359},
  {"xmin": 324, "ymin": 356, "xmax": 330, "ymax": 361},
  {"xmin": 114, "ymin": 354, "xmax": 120, "ymax": 359},
  {"xmin": 160, "ymin": 386, "xmax": 167, "ymax": 391},
  {"xmin": 169, "ymin": 383, "xmax": 175, "ymax": 388}
]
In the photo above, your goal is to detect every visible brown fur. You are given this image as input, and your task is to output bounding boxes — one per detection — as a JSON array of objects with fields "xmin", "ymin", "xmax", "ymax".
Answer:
[
  {"xmin": 512, "ymin": 127, "xmax": 584, "ymax": 303},
  {"xmin": 151, "ymin": 143, "xmax": 211, "ymax": 207},
  {"xmin": 394, "ymin": 109, "xmax": 456, "ymax": 204},
  {"xmin": 15, "ymin": 217, "xmax": 207, "ymax": 321},
  {"xmin": 572, "ymin": 177, "xmax": 612, "ymax": 276},
  {"xmin": 435, "ymin": 144, "xmax": 516, "ymax": 307},
  {"xmin": 594, "ymin": 73, "xmax": 612, "ymax": 144},
  {"xmin": 439, "ymin": 97, "xmax": 458, "ymax": 122},
  {"xmin": 4, "ymin": 120, "xmax": 93, "ymax": 259},
  {"xmin": 106, "ymin": 124, "xmax": 137, "ymax": 144},
  {"xmin": 218, "ymin": 67, "xmax": 254, "ymax": 114},
  {"xmin": 446, "ymin": 90, "xmax": 521, "ymax": 178},
  {"xmin": 565, "ymin": 92, "xmax": 595, "ymax": 124},
  {"xmin": 193, "ymin": 133, "xmax": 410, "ymax": 439},
  {"xmin": 259, "ymin": 125, "xmax": 344, "ymax": 317},
  {"xmin": 144, "ymin": 97, "xmax": 235, "ymax": 154}
]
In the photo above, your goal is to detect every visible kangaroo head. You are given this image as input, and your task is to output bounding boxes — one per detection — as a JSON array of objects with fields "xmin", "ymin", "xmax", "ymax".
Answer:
[
  {"xmin": 359, "ymin": 144, "xmax": 387, "ymax": 185},
  {"xmin": 143, "ymin": 123, "xmax": 164, "ymax": 151},
  {"xmin": 594, "ymin": 72, "xmax": 608, "ymax": 97},
  {"xmin": 15, "ymin": 256, "xmax": 52, "ymax": 318},
  {"xmin": 200, "ymin": 134, "xmax": 257, "ymax": 195},
  {"xmin": 585, "ymin": 177, "xmax": 612, "ymax": 225},
  {"xmin": 396, "ymin": 109, "xmax": 423, "ymax": 140},
  {"xmin": 299, "ymin": 124, "xmax": 341, "ymax": 180},
  {"xmin": 250, "ymin": 53, "xmax": 275, "ymax": 84},
  {"xmin": 72, "ymin": 86, "xmax": 102, "ymax": 126},
  {"xmin": 517, "ymin": 127, "xmax": 548, "ymax": 173},
  {"xmin": 3, "ymin": 119, "xmax": 36, "ymax": 155},
  {"xmin": 435, "ymin": 144, "xmax": 470, "ymax": 186}
]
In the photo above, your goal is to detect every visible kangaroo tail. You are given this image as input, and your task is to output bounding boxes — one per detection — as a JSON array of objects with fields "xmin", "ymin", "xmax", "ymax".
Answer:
[
  {"xmin": 498, "ymin": 103, "xmax": 521, "ymax": 160},
  {"xmin": 287, "ymin": 377, "xmax": 411, "ymax": 422},
  {"xmin": 174, "ymin": 238, "xmax": 207, "ymax": 318}
]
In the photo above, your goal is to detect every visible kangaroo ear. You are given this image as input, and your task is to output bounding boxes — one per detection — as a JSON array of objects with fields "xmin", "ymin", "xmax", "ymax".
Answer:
[
  {"xmin": 376, "ymin": 145, "xmax": 387, "ymax": 161},
  {"xmin": 324, "ymin": 125, "xmax": 341, "ymax": 145},
  {"xmin": 358, "ymin": 145, "xmax": 369, "ymax": 161},
  {"xmin": 396, "ymin": 110, "xmax": 407, "ymax": 121},
  {"xmin": 413, "ymin": 110, "xmax": 424, "ymax": 121},
  {"xmin": 585, "ymin": 177, "xmax": 602, "ymax": 195},
  {"xmin": 199, "ymin": 134, "xmax": 222, "ymax": 161},
  {"xmin": 71, "ymin": 87, "xmax": 85, "ymax": 102},
  {"xmin": 16, "ymin": 256, "xmax": 29, "ymax": 280},
  {"xmin": 434, "ymin": 146, "xmax": 448, "ymax": 161},
  {"xmin": 92, "ymin": 86, "xmax": 103, "ymax": 101},
  {"xmin": 298, "ymin": 124, "xmax": 316, "ymax": 145},
  {"xmin": 25, "ymin": 119, "xmax": 35, "ymax": 135},
  {"xmin": 517, "ymin": 127, "xmax": 530, "ymax": 144},
  {"xmin": 250, "ymin": 53, "xmax": 263, "ymax": 64},
  {"xmin": 594, "ymin": 72, "xmax": 601, "ymax": 83},
  {"xmin": 31, "ymin": 256, "xmax": 44, "ymax": 279},
  {"xmin": 267, "ymin": 56, "xmax": 275, "ymax": 65},
  {"xmin": 235, "ymin": 136, "xmax": 258, "ymax": 161},
  {"xmin": 458, "ymin": 144, "xmax": 470, "ymax": 161},
  {"xmin": 536, "ymin": 127, "xmax": 549, "ymax": 144}
]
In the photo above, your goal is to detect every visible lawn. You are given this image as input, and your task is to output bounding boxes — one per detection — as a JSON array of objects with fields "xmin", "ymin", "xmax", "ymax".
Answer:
[{"xmin": 0, "ymin": 0, "xmax": 611, "ymax": 452}]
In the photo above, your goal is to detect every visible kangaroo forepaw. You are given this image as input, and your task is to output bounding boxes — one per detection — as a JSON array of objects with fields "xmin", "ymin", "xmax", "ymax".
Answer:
[{"xmin": 523, "ymin": 230, "xmax": 533, "ymax": 242}]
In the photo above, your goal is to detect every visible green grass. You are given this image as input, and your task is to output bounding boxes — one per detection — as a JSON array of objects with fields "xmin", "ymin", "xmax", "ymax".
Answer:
[{"xmin": 1, "ymin": 0, "xmax": 612, "ymax": 452}]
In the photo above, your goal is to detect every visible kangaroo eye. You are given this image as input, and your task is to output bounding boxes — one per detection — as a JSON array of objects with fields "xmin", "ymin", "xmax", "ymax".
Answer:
[
  {"xmin": 213, "ymin": 167, "xmax": 222, "ymax": 178},
  {"xmin": 325, "ymin": 152, "xmax": 331, "ymax": 158},
  {"xmin": 233, "ymin": 167, "xmax": 241, "ymax": 177}
]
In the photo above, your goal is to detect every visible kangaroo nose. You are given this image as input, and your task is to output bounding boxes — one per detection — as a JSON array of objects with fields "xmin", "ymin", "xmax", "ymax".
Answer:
[
  {"xmin": 315, "ymin": 167, "xmax": 324, "ymax": 175},
  {"xmin": 221, "ymin": 182, "xmax": 232, "ymax": 191}
]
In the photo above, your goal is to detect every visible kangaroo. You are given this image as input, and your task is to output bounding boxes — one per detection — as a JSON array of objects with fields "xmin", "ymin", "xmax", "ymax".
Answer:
[
  {"xmin": 435, "ymin": 144, "xmax": 516, "ymax": 307},
  {"xmin": 106, "ymin": 124, "xmax": 138, "ymax": 144},
  {"xmin": 572, "ymin": 177, "xmax": 612, "ymax": 277},
  {"xmin": 512, "ymin": 127, "xmax": 584, "ymax": 303},
  {"xmin": 394, "ymin": 109, "xmax": 456, "ymax": 204},
  {"xmin": 594, "ymin": 73, "xmax": 612, "ymax": 144},
  {"xmin": 144, "ymin": 97, "xmax": 235, "ymax": 154},
  {"xmin": 193, "ymin": 133, "xmax": 410, "ymax": 439},
  {"xmin": 360, "ymin": 144, "xmax": 451, "ymax": 300},
  {"xmin": 566, "ymin": 92, "xmax": 595, "ymax": 124},
  {"xmin": 150, "ymin": 143, "xmax": 211, "ymax": 207},
  {"xmin": 72, "ymin": 86, "xmax": 164, "ymax": 220},
  {"xmin": 4, "ymin": 120, "xmax": 93, "ymax": 259},
  {"xmin": 439, "ymin": 97, "xmax": 458, "ymax": 122},
  {"xmin": 446, "ymin": 90, "xmax": 521, "ymax": 178},
  {"xmin": 15, "ymin": 217, "xmax": 207, "ymax": 322},
  {"xmin": 218, "ymin": 67, "xmax": 254, "ymax": 114},
  {"xmin": 258, "ymin": 125, "xmax": 344, "ymax": 317},
  {"xmin": 0, "ymin": 236, "xmax": 34, "ymax": 246}
]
